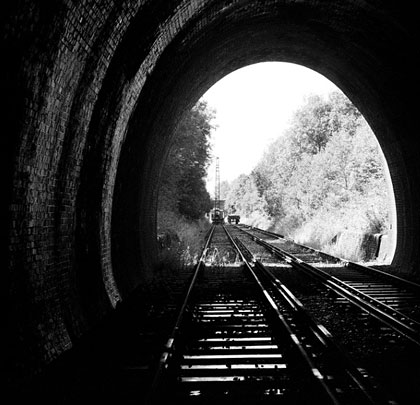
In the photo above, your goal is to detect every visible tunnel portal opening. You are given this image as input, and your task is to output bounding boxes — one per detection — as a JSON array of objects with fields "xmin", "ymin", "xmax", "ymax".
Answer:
[{"xmin": 157, "ymin": 61, "xmax": 397, "ymax": 266}]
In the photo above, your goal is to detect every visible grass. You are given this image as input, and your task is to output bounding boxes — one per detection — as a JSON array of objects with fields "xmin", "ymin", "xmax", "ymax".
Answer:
[{"xmin": 157, "ymin": 212, "xmax": 211, "ymax": 269}]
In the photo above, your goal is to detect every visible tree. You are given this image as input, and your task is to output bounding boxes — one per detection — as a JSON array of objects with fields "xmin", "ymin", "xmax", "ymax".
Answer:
[
  {"xmin": 220, "ymin": 180, "xmax": 230, "ymax": 200},
  {"xmin": 287, "ymin": 94, "xmax": 332, "ymax": 156},
  {"xmin": 224, "ymin": 173, "xmax": 265, "ymax": 218},
  {"xmin": 224, "ymin": 89, "xmax": 391, "ymax": 241},
  {"xmin": 158, "ymin": 101, "xmax": 214, "ymax": 226}
]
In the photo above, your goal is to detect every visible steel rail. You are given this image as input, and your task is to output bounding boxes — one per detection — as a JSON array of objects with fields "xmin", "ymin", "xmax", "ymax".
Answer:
[
  {"xmin": 232, "ymin": 235, "xmax": 391, "ymax": 404},
  {"xmin": 347, "ymin": 261, "xmax": 420, "ymax": 293},
  {"xmin": 245, "ymin": 225, "xmax": 420, "ymax": 293},
  {"xmin": 222, "ymin": 224, "xmax": 342, "ymax": 404},
  {"xmin": 241, "ymin": 224, "xmax": 340, "ymax": 263},
  {"xmin": 237, "ymin": 226, "xmax": 420, "ymax": 347},
  {"xmin": 146, "ymin": 225, "xmax": 216, "ymax": 403}
]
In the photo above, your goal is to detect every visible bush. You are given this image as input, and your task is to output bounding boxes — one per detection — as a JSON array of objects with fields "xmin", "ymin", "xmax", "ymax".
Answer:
[{"xmin": 157, "ymin": 212, "xmax": 211, "ymax": 268}]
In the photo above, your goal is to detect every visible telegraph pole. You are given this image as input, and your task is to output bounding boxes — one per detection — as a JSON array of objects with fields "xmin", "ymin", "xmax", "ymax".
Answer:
[{"xmin": 214, "ymin": 157, "xmax": 220, "ymax": 211}]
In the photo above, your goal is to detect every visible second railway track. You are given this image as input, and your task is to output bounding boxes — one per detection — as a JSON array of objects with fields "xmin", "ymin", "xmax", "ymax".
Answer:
[{"xmin": 236, "ymin": 224, "xmax": 420, "ymax": 346}]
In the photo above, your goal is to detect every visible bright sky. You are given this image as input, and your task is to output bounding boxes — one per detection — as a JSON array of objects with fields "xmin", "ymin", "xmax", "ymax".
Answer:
[{"xmin": 201, "ymin": 62, "xmax": 339, "ymax": 196}]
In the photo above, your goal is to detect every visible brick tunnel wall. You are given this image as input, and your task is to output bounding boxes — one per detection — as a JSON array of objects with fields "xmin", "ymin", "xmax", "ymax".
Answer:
[{"xmin": 2, "ymin": 0, "xmax": 419, "ymax": 386}]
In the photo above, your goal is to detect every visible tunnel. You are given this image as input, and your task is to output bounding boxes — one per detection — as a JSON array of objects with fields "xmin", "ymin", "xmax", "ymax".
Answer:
[{"xmin": 2, "ymin": 0, "xmax": 419, "ymax": 400}]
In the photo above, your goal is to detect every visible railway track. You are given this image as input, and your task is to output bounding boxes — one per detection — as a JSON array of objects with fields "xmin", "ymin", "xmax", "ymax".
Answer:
[
  {"xmin": 236, "ymin": 225, "xmax": 420, "ymax": 346},
  {"xmin": 148, "ymin": 225, "xmax": 395, "ymax": 404}
]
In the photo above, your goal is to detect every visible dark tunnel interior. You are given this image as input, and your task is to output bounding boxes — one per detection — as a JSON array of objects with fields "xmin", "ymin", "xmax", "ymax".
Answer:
[{"xmin": 2, "ymin": 0, "xmax": 419, "ymax": 401}]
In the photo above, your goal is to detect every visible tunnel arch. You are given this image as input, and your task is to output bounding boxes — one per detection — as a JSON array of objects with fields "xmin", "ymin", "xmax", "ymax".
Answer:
[
  {"xmin": 3, "ymin": 0, "xmax": 419, "ymax": 382},
  {"xmin": 112, "ymin": 0, "xmax": 411, "ymax": 292}
]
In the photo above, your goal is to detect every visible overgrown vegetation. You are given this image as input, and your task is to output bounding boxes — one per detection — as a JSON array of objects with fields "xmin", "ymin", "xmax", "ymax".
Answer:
[
  {"xmin": 222, "ymin": 91, "xmax": 392, "ymax": 260},
  {"xmin": 157, "ymin": 101, "xmax": 214, "ymax": 267}
]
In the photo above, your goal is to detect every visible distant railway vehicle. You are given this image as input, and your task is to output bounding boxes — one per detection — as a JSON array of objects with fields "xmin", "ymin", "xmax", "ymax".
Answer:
[
  {"xmin": 211, "ymin": 207, "xmax": 225, "ymax": 224},
  {"xmin": 227, "ymin": 214, "xmax": 240, "ymax": 224}
]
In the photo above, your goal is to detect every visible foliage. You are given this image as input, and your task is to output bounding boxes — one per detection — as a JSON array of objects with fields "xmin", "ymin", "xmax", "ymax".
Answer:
[
  {"xmin": 158, "ymin": 100, "xmax": 214, "ymax": 223},
  {"xmin": 157, "ymin": 101, "xmax": 214, "ymax": 265},
  {"xmin": 224, "ymin": 90, "xmax": 392, "ymax": 259},
  {"xmin": 157, "ymin": 216, "xmax": 211, "ymax": 268}
]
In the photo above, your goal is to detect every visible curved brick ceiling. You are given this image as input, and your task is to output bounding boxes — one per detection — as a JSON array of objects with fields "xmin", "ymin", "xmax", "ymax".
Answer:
[{"xmin": 2, "ymin": 0, "xmax": 419, "ymax": 380}]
